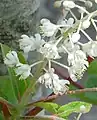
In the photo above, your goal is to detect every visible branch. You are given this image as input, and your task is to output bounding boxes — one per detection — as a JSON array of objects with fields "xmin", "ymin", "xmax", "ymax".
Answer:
[
  {"xmin": 26, "ymin": 87, "xmax": 97, "ymax": 108},
  {"xmin": 25, "ymin": 87, "xmax": 97, "ymax": 116},
  {"xmin": 25, "ymin": 55, "xmax": 94, "ymax": 116},
  {"xmin": 20, "ymin": 115, "xmax": 64, "ymax": 120}
]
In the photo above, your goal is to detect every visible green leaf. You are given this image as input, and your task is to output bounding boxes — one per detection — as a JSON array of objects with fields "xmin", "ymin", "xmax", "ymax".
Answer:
[
  {"xmin": 33, "ymin": 102, "xmax": 60, "ymax": 113},
  {"xmin": 0, "ymin": 43, "xmax": 18, "ymax": 103},
  {"xmin": 0, "ymin": 44, "xmax": 32, "ymax": 102},
  {"xmin": 18, "ymin": 52, "xmax": 26, "ymax": 64},
  {"xmin": 87, "ymin": 60, "xmax": 97, "ymax": 75},
  {"xmin": 0, "ymin": 112, "xmax": 4, "ymax": 120},
  {"xmin": 84, "ymin": 74, "xmax": 97, "ymax": 100},
  {"xmin": 57, "ymin": 101, "xmax": 92, "ymax": 119},
  {"xmin": 0, "ymin": 75, "xmax": 17, "ymax": 103}
]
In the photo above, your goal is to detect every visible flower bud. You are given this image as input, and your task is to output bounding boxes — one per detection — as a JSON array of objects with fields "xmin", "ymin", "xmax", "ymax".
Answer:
[
  {"xmin": 82, "ymin": 20, "xmax": 91, "ymax": 29},
  {"xmin": 54, "ymin": 1, "xmax": 62, "ymax": 8},
  {"xmin": 95, "ymin": 0, "xmax": 97, "ymax": 3},
  {"xmin": 63, "ymin": 1, "xmax": 76, "ymax": 9},
  {"xmin": 85, "ymin": 1, "xmax": 93, "ymax": 8},
  {"xmin": 80, "ymin": 105, "xmax": 86, "ymax": 113},
  {"xmin": 71, "ymin": 32, "xmax": 81, "ymax": 43}
]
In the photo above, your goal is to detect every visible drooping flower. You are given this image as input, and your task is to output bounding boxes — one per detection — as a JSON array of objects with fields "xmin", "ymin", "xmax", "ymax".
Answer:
[
  {"xmin": 4, "ymin": 51, "xmax": 20, "ymax": 67},
  {"xmin": 39, "ymin": 42, "xmax": 61, "ymax": 59},
  {"xmin": 67, "ymin": 50, "xmax": 87, "ymax": 66},
  {"xmin": 82, "ymin": 40, "xmax": 97, "ymax": 57},
  {"xmin": 40, "ymin": 18, "xmax": 61, "ymax": 37},
  {"xmin": 58, "ymin": 40, "xmax": 80, "ymax": 53},
  {"xmin": 19, "ymin": 34, "xmax": 45, "ymax": 53},
  {"xmin": 38, "ymin": 68, "xmax": 70, "ymax": 94},
  {"xmin": 53, "ymin": 79, "xmax": 70, "ymax": 95},
  {"xmin": 15, "ymin": 63, "xmax": 31, "ymax": 80},
  {"xmin": 68, "ymin": 60, "xmax": 89, "ymax": 81}
]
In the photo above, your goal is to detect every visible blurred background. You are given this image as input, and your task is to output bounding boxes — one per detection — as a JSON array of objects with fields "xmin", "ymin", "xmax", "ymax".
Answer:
[{"xmin": 0, "ymin": 0, "xmax": 97, "ymax": 119}]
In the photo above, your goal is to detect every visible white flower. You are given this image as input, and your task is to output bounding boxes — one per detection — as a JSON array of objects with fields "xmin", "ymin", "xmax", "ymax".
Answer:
[
  {"xmin": 19, "ymin": 34, "xmax": 45, "ymax": 53},
  {"xmin": 63, "ymin": 1, "xmax": 76, "ymax": 9},
  {"xmin": 68, "ymin": 60, "xmax": 89, "ymax": 81},
  {"xmin": 59, "ymin": 40, "xmax": 80, "ymax": 53},
  {"xmin": 82, "ymin": 20, "xmax": 91, "ymax": 29},
  {"xmin": 71, "ymin": 32, "xmax": 81, "ymax": 43},
  {"xmin": 4, "ymin": 51, "xmax": 20, "ymax": 67},
  {"xmin": 68, "ymin": 50, "xmax": 87, "ymax": 66},
  {"xmin": 82, "ymin": 41, "xmax": 97, "ymax": 57},
  {"xmin": 40, "ymin": 18, "xmax": 60, "ymax": 37},
  {"xmin": 38, "ymin": 68, "xmax": 70, "ymax": 94},
  {"xmin": 58, "ymin": 18, "xmax": 74, "ymax": 27},
  {"xmin": 53, "ymin": 79, "xmax": 70, "ymax": 95},
  {"xmin": 39, "ymin": 43, "xmax": 61, "ymax": 59},
  {"xmin": 15, "ymin": 63, "xmax": 31, "ymax": 80}
]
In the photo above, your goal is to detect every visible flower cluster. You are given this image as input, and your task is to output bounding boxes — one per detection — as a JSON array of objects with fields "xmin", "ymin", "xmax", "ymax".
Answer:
[
  {"xmin": 38, "ymin": 68, "xmax": 70, "ymax": 95},
  {"xmin": 4, "ymin": 51, "xmax": 32, "ymax": 80},
  {"xmin": 3, "ymin": 0, "xmax": 97, "ymax": 94}
]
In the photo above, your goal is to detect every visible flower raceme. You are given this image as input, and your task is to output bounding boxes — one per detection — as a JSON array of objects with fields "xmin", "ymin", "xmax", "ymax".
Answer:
[{"xmin": 3, "ymin": 0, "xmax": 97, "ymax": 94}]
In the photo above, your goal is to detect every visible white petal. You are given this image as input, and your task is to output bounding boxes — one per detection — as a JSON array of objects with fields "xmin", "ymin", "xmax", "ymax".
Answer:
[
  {"xmin": 59, "ymin": 80, "xmax": 70, "ymax": 85},
  {"xmin": 4, "ymin": 51, "xmax": 19, "ymax": 67},
  {"xmin": 40, "ymin": 18, "xmax": 50, "ymax": 24},
  {"xmin": 21, "ymin": 34, "xmax": 30, "ymax": 39},
  {"xmin": 15, "ymin": 64, "xmax": 31, "ymax": 80}
]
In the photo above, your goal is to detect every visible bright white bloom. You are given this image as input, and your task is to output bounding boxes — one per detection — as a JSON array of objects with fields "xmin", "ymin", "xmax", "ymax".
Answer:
[
  {"xmin": 68, "ymin": 50, "xmax": 87, "ymax": 65},
  {"xmin": 58, "ymin": 18, "xmax": 74, "ymax": 27},
  {"xmin": 82, "ymin": 41, "xmax": 97, "ymax": 57},
  {"xmin": 71, "ymin": 32, "xmax": 81, "ymax": 43},
  {"xmin": 53, "ymin": 79, "xmax": 70, "ymax": 95},
  {"xmin": 40, "ymin": 18, "xmax": 60, "ymax": 37},
  {"xmin": 63, "ymin": 1, "xmax": 76, "ymax": 9},
  {"xmin": 68, "ymin": 60, "xmax": 89, "ymax": 81},
  {"xmin": 39, "ymin": 43, "xmax": 61, "ymax": 59},
  {"xmin": 95, "ymin": 0, "xmax": 97, "ymax": 3},
  {"xmin": 58, "ymin": 40, "xmax": 80, "ymax": 53},
  {"xmin": 15, "ymin": 63, "xmax": 31, "ymax": 80},
  {"xmin": 82, "ymin": 20, "xmax": 91, "ymax": 29},
  {"xmin": 38, "ymin": 68, "xmax": 70, "ymax": 94},
  {"xmin": 19, "ymin": 34, "xmax": 45, "ymax": 53},
  {"xmin": 4, "ymin": 51, "xmax": 20, "ymax": 67}
]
